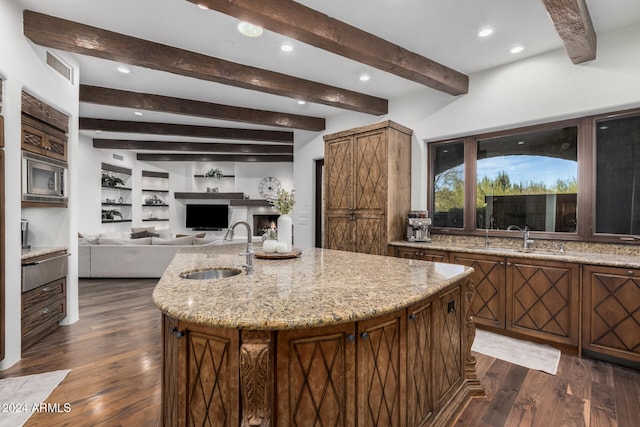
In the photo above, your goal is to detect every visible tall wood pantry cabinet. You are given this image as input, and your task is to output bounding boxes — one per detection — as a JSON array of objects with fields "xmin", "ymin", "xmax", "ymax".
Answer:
[{"xmin": 323, "ymin": 121, "xmax": 412, "ymax": 255}]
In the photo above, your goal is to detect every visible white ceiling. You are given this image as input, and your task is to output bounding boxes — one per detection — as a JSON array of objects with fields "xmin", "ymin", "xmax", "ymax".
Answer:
[{"xmin": 14, "ymin": 0, "xmax": 640, "ymax": 149}]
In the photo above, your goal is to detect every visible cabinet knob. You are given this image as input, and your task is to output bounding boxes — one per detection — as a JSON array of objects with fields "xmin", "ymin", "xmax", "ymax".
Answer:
[
  {"xmin": 42, "ymin": 307, "xmax": 50, "ymax": 315},
  {"xmin": 41, "ymin": 286, "xmax": 50, "ymax": 292},
  {"xmin": 360, "ymin": 332, "xmax": 369, "ymax": 340},
  {"xmin": 347, "ymin": 334, "xmax": 356, "ymax": 343},
  {"xmin": 409, "ymin": 314, "xmax": 417, "ymax": 321},
  {"xmin": 170, "ymin": 327, "xmax": 184, "ymax": 339},
  {"xmin": 628, "ymin": 270, "xmax": 634, "ymax": 276}
]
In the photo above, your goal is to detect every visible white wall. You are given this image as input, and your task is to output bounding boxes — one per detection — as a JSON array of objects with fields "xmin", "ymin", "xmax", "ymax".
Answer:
[
  {"xmin": 292, "ymin": 23, "xmax": 640, "ymax": 248},
  {"xmin": 0, "ymin": 1, "xmax": 80, "ymax": 369}
]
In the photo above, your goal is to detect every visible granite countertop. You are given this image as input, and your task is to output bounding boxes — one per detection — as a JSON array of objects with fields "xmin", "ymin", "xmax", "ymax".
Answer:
[
  {"xmin": 152, "ymin": 244, "xmax": 473, "ymax": 330},
  {"xmin": 21, "ymin": 246, "xmax": 68, "ymax": 261},
  {"xmin": 389, "ymin": 240, "xmax": 640, "ymax": 269}
]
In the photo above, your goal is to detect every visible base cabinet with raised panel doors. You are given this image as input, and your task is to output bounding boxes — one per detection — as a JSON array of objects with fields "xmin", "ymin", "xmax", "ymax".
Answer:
[
  {"xmin": 583, "ymin": 265, "xmax": 640, "ymax": 365},
  {"xmin": 393, "ymin": 246, "xmax": 580, "ymax": 351},
  {"xmin": 324, "ymin": 121, "xmax": 412, "ymax": 256},
  {"xmin": 161, "ymin": 281, "xmax": 483, "ymax": 427}
]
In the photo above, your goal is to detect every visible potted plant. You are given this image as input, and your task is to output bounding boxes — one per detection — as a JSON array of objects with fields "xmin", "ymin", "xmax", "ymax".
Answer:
[
  {"xmin": 204, "ymin": 168, "xmax": 224, "ymax": 179},
  {"xmin": 268, "ymin": 189, "xmax": 295, "ymax": 253},
  {"xmin": 102, "ymin": 173, "xmax": 126, "ymax": 188}
]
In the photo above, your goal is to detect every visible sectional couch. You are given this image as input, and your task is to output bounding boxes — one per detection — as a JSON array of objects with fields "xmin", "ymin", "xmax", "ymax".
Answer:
[{"xmin": 78, "ymin": 230, "xmax": 225, "ymax": 278}]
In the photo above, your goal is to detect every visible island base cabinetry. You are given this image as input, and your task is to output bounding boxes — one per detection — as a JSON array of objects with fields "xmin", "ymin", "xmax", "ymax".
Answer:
[{"xmin": 161, "ymin": 281, "xmax": 483, "ymax": 426}]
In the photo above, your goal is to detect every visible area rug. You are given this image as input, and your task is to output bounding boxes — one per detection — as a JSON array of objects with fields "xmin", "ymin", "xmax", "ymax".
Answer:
[
  {"xmin": 0, "ymin": 369, "xmax": 70, "ymax": 427},
  {"xmin": 471, "ymin": 329, "xmax": 560, "ymax": 375}
]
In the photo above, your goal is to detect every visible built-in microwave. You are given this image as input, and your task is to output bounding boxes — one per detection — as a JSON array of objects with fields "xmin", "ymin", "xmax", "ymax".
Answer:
[{"xmin": 22, "ymin": 151, "xmax": 67, "ymax": 203}]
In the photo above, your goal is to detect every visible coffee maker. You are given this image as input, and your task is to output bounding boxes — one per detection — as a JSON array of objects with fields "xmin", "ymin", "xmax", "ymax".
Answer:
[{"xmin": 406, "ymin": 211, "xmax": 431, "ymax": 242}]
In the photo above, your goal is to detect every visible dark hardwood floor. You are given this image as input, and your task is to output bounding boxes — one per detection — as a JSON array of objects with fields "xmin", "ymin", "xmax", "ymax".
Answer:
[{"xmin": 1, "ymin": 278, "xmax": 638, "ymax": 426}]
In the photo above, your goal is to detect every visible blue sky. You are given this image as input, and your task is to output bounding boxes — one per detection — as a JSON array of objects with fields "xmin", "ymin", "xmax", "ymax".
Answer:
[{"xmin": 477, "ymin": 155, "xmax": 577, "ymax": 187}]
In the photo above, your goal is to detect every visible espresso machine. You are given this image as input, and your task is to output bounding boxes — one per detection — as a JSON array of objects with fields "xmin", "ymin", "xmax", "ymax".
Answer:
[{"xmin": 406, "ymin": 211, "xmax": 431, "ymax": 242}]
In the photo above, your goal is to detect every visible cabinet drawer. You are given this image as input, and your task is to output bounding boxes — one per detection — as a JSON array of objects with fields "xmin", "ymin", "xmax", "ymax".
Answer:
[
  {"xmin": 22, "ymin": 277, "xmax": 66, "ymax": 309},
  {"xmin": 22, "ymin": 294, "xmax": 66, "ymax": 348}
]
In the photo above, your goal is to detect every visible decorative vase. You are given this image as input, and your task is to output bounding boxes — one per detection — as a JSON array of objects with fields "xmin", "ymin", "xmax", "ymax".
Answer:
[
  {"xmin": 262, "ymin": 239, "xmax": 278, "ymax": 253},
  {"xmin": 277, "ymin": 214, "xmax": 292, "ymax": 253}
]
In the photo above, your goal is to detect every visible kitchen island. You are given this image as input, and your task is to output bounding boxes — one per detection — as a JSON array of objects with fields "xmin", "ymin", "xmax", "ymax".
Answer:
[{"xmin": 153, "ymin": 244, "xmax": 483, "ymax": 426}]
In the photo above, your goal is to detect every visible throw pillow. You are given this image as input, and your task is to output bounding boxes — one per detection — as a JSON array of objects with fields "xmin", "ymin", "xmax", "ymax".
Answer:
[{"xmin": 131, "ymin": 230, "xmax": 160, "ymax": 239}]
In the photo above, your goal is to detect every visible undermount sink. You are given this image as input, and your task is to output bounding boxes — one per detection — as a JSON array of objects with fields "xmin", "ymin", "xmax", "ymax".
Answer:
[
  {"xmin": 180, "ymin": 267, "xmax": 243, "ymax": 280},
  {"xmin": 466, "ymin": 245, "xmax": 564, "ymax": 255}
]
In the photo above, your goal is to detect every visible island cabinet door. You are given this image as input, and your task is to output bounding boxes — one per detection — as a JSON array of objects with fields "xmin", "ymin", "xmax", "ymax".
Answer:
[
  {"xmin": 450, "ymin": 252, "xmax": 505, "ymax": 329},
  {"xmin": 276, "ymin": 323, "xmax": 357, "ymax": 427},
  {"xmin": 356, "ymin": 310, "xmax": 406, "ymax": 427},
  {"xmin": 505, "ymin": 258, "xmax": 580, "ymax": 349},
  {"xmin": 407, "ymin": 299, "xmax": 435, "ymax": 426},
  {"xmin": 163, "ymin": 317, "xmax": 240, "ymax": 427},
  {"xmin": 433, "ymin": 284, "xmax": 463, "ymax": 411}
]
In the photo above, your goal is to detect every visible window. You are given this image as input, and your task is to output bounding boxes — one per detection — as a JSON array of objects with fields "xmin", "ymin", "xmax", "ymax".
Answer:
[
  {"xmin": 432, "ymin": 141, "xmax": 465, "ymax": 228},
  {"xmin": 477, "ymin": 127, "xmax": 578, "ymax": 232},
  {"xmin": 595, "ymin": 113, "xmax": 640, "ymax": 235}
]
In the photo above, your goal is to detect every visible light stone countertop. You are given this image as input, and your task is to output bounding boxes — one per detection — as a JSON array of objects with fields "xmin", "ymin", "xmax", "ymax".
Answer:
[
  {"xmin": 152, "ymin": 244, "xmax": 473, "ymax": 330},
  {"xmin": 21, "ymin": 246, "xmax": 68, "ymax": 261},
  {"xmin": 389, "ymin": 240, "xmax": 640, "ymax": 269}
]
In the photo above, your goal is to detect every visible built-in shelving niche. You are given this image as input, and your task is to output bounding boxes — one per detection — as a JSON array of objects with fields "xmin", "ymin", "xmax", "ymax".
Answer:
[
  {"xmin": 101, "ymin": 163, "xmax": 132, "ymax": 223},
  {"xmin": 141, "ymin": 170, "xmax": 170, "ymax": 223}
]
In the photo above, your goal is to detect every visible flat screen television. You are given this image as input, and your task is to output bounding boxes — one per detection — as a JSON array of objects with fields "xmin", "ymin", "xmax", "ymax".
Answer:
[{"xmin": 185, "ymin": 204, "xmax": 229, "ymax": 230}]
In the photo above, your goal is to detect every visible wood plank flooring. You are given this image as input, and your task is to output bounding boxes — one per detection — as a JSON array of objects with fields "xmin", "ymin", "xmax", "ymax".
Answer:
[{"xmin": 0, "ymin": 278, "xmax": 638, "ymax": 426}]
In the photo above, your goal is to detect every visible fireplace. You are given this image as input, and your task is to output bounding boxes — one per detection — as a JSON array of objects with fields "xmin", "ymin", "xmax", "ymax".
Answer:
[{"xmin": 253, "ymin": 214, "xmax": 279, "ymax": 236}]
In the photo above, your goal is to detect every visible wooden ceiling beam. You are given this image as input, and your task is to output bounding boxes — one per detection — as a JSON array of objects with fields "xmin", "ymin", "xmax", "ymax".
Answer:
[
  {"xmin": 190, "ymin": 0, "xmax": 469, "ymax": 96},
  {"xmin": 24, "ymin": 10, "xmax": 387, "ymax": 116},
  {"xmin": 542, "ymin": 0, "xmax": 597, "ymax": 64},
  {"xmin": 79, "ymin": 85, "xmax": 325, "ymax": 131},
  {"xmin": 136, "ymin": 153, "xmax": 293, "ymax": 162},
  {"xmin": 80, "ymin": 118, "xmax": 293, "ymax": 143},
  {"xmin": 93, "ymin": 139, "xmax": 293, "ymax": 154}
]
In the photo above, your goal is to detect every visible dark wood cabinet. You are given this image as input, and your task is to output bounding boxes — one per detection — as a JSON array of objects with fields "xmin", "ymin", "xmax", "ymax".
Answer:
[
  {"xmin": 583, "ymin": 265, "xmax": 640, "ymax": 364},
  {"xmin": 450, "ymin": 252, "xmax": 505, "ymax": 329},
  {"xmin": 162, "ymin": 318, "xmax": 241, "ymax": 427},
  {"xmin": 506, "ymin": 258, "xmax": 580, "ymax": 348},
  {"xmin": 324, "ymin": 121, "xmax": 412, "ymax": 255},
  {"xmin": 394, "ymin": 246, "xmax": 449, "ymax": 263},
  {"xmin": 21, "ymin": 277, "xmax": 66, "ymax": 352},
  {"xmin": 21, "ymin": 114, "xmax": 68, "ymax": 162}
]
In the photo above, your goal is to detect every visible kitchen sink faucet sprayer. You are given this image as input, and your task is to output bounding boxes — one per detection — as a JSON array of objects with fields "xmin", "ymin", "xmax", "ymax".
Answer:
[
  {"xmin": 224, "ymin": 221, "xmax": 254, "ymax": 272},
  {"xmin": 507, "ymin": 225, "xmax": 535, "ymax": 249}
]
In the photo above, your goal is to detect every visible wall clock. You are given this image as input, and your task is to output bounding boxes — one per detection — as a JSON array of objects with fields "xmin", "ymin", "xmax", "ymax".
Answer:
[{"xmin": 258, "ymin": 176, "xmax": 282, "ymax": 199}]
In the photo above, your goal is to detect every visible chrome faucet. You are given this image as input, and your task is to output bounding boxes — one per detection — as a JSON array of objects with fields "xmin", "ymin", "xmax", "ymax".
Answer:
[
  {"xmin": 224, "ymin": 221, "xmax": 254, "ymax": 272},
  {"xmin": 507, "ymin": 225, "xmax": 535, "ymax": 249}
]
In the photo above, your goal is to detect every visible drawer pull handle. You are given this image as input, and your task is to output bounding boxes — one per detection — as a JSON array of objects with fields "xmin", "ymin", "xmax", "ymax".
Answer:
[
  {"xmin": 41, "ymin": 287, "xmax": 50, "ymax": 292},
  {"xmin": 42, "ymin": 308, "xmax": 50, "ymax": 315}
]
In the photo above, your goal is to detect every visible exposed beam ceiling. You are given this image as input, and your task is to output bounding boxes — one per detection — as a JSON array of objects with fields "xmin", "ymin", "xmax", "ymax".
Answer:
[
  {"xmin": 79, "ymin": 85, "xmax": 325, "ymax": 131},
  {"xmin": 137, "ymin": 153, "xmax": 293, "ymax": 162},
  {"xmin": 24, "ymin": 10, "xmax": 388, "ymax": 116},
  {"xmin": 189, "ymin": 0, "xmax": 469, "ymax": 96},
  {"xmin": 93, "ymin": 139, "xmax": 293, "ymax": 154},
  {"xmin": 80, "ymin": 118, "xmax": 293, "ymax": 143},
  {"xmin": 542, "ymin": 0, "xmax": 597, "ymax": 63}
]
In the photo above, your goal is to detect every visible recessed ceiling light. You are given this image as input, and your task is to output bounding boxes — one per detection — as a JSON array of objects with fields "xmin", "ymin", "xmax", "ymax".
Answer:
[
  {"xmin": 510, "ymin": 45, "xmax": 525, "ymax": 54},
  {"xmin": 478, "ymin": 27, "xmax": 494, "ymax": 38},
  {"xmin": 117, "ymin": 65, "xmax": 131, "ymax": 74},
  {"xmin": 359, "ymin": 73, "xmax": 370, "ymax": 82},
  {"xmin": 237, "ymin": 21, "xmax": 263, "ymax": 37},
  {"xmin": 134, "ymin": 111, "xmax": 144, "ymax": 116},
  {"xmin": 281, "ymin": 43, "xmax": 293, "ymax": 52},
  {"xmin": 297, "ymin": 100, "xmax": 306, "ymax": 105}
]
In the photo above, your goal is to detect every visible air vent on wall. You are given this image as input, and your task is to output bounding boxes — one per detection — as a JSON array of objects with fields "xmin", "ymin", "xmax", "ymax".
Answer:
[
  {"xmin": 46, "ymin": 51, "xmax": 73, "ymax": 82},
  {"xmin": 113, "ymin": 154, "xmax": 124, "ymax": 161}
]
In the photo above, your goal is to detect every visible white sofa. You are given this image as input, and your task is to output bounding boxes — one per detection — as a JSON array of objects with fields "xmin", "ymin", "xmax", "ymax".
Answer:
[{"xmin": 78, "ymin": 231, "xmax": 224, "ymax": 278}]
